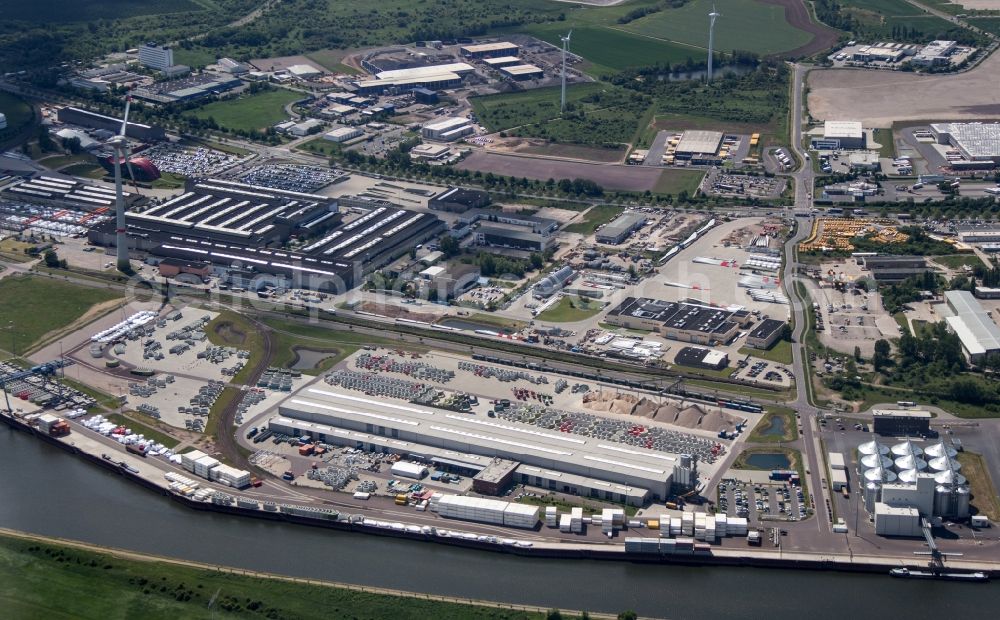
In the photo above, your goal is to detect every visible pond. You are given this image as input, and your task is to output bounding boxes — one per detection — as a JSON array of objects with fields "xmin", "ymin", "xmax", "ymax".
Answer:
[
  {"xmin": 745, "ymin": 452, "xmax": 791, "ymax": 470},
  {"xmin": 289, "ymin": 347, "xmax": 339, "ymax": 370},
  {"xmin": 760, "ymin": 415, "xmax": 786, "ymax": 437}
]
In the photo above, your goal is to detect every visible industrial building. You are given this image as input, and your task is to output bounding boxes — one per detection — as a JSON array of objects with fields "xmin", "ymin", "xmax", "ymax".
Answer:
[
  {"xmin": 930, "ymin": 122, "xmax": 1000, "ymax": 164},
  {"xmin": 675, "ymin": 131, "xmax": 724, "ymax": 158},
  {"xmin": 459, "ymin": 209, "xmax": 558, "ymax": 235},
  {"xmin": 858, "ymin": 438, "xmax": 969, "ymax": 536},
  {"xmin": 860, "ymin": 255, "xmax": 929, "ymax": 283},
  {"xmin": 911, "ymin": 40, "xmax": 957, "ymax": 67},
  {"xmin": 871, "ymin": 409, "xmax": 932, "ymax": 436},
  {"xmin": 218, "ymin": 58, "xmax": 250, "ymax": 75},
  {"xmin": 533, "ymin": 266, "xmax": 574, "ymax": 299},
  {"xmin": 460, "ymin": 42, "xmax": 520, "ymax": 58},
  {"xmin": 87, "ymin": 178, "xmax": 444, "ymax": 292},
  {"xmin": 354, "ymin": 62, "xmax": 475, "ymax": 94},
  {"xmin": 595, "ymin": 212, "xmax": 646, "ymax": 245},
  {"xmin": 416, "ymin": 263, "xmax": 481, "ymax": 300},
  {"xmin": 943, "ymin": 290, "xmax": 1000, "ymax": 362},
  {"xmin": 428, "ymin": 187, "xmax": 491, "ymax": 213},
  {"xmin": 745, "ymin": 318, "xmax": 785, "ymax": 349},
  {"xmin": 324, "ymin": 126, "xmax": 363, "ymax": 143},
  {"xmin": 674, "ymin": 346, "xmax": 729, "ymax": 371},
  {"xmin": 482, "ymin": 56, "xmax": 522, "ymax": 69},
  {"xmin": 500, "ymin": 64, "xmax": 543, "ymax": 81},
  {"xmin": 138, "ymin": 43, "xmax": 174, "ymax": 71},
  {"xmin": 2, "ymin": 174, "xmax": 140, "ymax": 210},
  {"xmin": 475, "ymin": 225, "xmax": 554, "ymax": 252},
  {"xmin": 818, "ymin": 121, "xmax": 866, "ymax": 149},
  {"xmin": 57, "ymin": 107, "xmax": 166, "ymax": 142},
  {"xmin": 605, "ymin": 297, "xmax": 752, "ymax": 346},
  {"xmin": 267, "ymin": 386, "xmax": 703, "ymax": 503},
  {"xmin": 286, "ymin": 119, "xmax": 324, "ymax": 137},
  {"xmin": 287, "ymin": 64, "xmax": 322, "ymax": 79},
  {"xmin": 422, "ymin": 117, "xmax": 474, "ymax": 142},
  {"xmin": 956, "ymin": 225, "xmax": 1000, "ymax": 243}
]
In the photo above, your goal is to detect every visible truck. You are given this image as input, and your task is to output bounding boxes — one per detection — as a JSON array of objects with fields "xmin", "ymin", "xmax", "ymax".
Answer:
[
  {"xmin": 394, "ymin": 494, "xmax": 409, "ymax": 506},
  {"xmin": 126, "ymin": 443, "xmax": 147, "ymax": 457}
]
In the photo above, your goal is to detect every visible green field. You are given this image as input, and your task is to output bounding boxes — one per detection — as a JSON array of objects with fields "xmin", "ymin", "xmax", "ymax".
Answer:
[
  {"xmin": 151, "ymin": 171, "xmax": 187, "ymax": 190},
  {"xmin": 932, "ymin": 254, "xmax": 984, "ymax": 269},
  {"xmin": 525, "ymin": 23, "xmax": 697, "ymax": 76},
  {"xmin": 172, "ymin": 46, "xmax": 219, "ymax": 70},
  {"xmin": 840, "ymin": 0, "xmax": 922, "ymax": 15},
  {"xmin": 186, "ymin": 89, "xmax": 302, "ymax": 133},
  {"xmin": 739, "ymin": 340, "xmax": 793, "ymax": 365},
  {"xmin": 563, "ymin": 204, "xmax": 624, "ymax": 235},
  {"xmin": 0, "ymin": 276, "xmax": 120, "ymax": 354},
  {"xmin": 535, "ymin": 296, "xmax": 606, "ymax": 322},
  {"xmin": 652, "ymin": 169, "xmax": 705, "ymax": 195},
  {"xmin": 470, "ymin": 83, "xmax": 652, "ymax": 146},
  {"xmin": 622, "ymin": 0, "xmax": 812, "ymax": 56},
  {"xmin": 0, "ymin": 533, "xmax": 574, "ymax": 620},
  {"xmin": 0, "ymin": 92, "xmax": 34, "ymax": 141},
  {"xmin": 3, "ymin": 0, "xmax": 204, "ymax": 22},
  {"xmin": 306, "ymin": 49, "xmax": 361, "ymax": 74},
  {"xmin": 970, "ymin": 18, "xmax": 1000, "ymax": 37},
  {"xmin": 957, "ymin": 452, "xmax": 1000, "ymax": 522},
  {"xmin": 60, "ymin": 163, "xmax": 108, "ymax": 179},
  {"xmin": 263, "ymin": 317, "xmax": 419, "ymax": 373},
  {"xmin": 296, "ymin": 136, "xmax": 342, "ymax": 157}
]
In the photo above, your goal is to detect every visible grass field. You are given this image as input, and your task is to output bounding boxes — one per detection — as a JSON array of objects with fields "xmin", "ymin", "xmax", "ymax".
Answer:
[
  {"xmin": 739, "ymin": 340, "xmax": 793, "ymax": 365},
  {"xmin": 0, "ymin": 533, "xmax": 567, "ymax": 619},
  {"xmin": 151, "ymin": 171, "xmax": 187, "ymax": 190},
  {"xmin": 205, "ymin": 310, "xmax": 266, "ymax": 385},
  {"xmin": 524, "ymin": 23, "xmax": 696, "ymax": 76},
  {"xmin": 535, "ymin": 296, "xmax": 606, "ymax": 322},
  {"xmin": 563, "ymin": 204, "xmax": 623, "ymax": 235},
  {"xmin": 652, "ymin": 169, "xmax": 705, "ymax": 195},
  {"xmin": 3, "ymin": 0, "xmax": 205, "ymax": 22},
  {"xmin": 840, "ymin": 0, "xmax": 922, "ymax": 15},
  {"xmin": 106, "ymin": 413, "xmax": 180, "ymax": 449},
  {"xmin": 970, "ymin": 18, "xmax": 1000, "ymax": 37},
  {"xmin": 60, "ymin": 163, "xmax": 107, "ymax": 179},
  {"xmin": 172, "ymin": 46, "xmax": 219, "ymax": 69},
  {"xmin": 38, "ymin": 154, "xmax": 94, "ymax": 170},
  {"xmin": 0, "ymin": 238, "xmax": 36, "ymax": 262},
  {"xmin": 0, "ymin": 276, "xmax": 120, "ymax": 354},
  {"xmin": 956, "ymin": 452, "xmax": 1000, "ymax": 522},
  {"xmin": 517, "ymin": 143, "xmax": 625, "ymax": 163},
  {"xmin": 0, "ymin": 92, "xmax": 33, "ymax": 140},
  {"xmin": 264, "ymin": 318, "xmax": 418, "ymax": 373},
  {"xmin": 932, "ymin": 254, "xmax": 984, "ymax": 269},
  {"xmin": 470, "ymin": 83, "xmax": 652, "ymax": 146},
  {"xmin": 296, "ymin": 136, "xmax": 342, "ymax": 157},
  {"xmin": 186, "ymin": 89, "xmax": 302, "ymax": 133},
  {"xmin": 621, "ymin": 0, "xmax": 812, "ymax": 56},
  {"xmin": 306, "ymin": 49, "xmax": 361, "ymax": 74}
]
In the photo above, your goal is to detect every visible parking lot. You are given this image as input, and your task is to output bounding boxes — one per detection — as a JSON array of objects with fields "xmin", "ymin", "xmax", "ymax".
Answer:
[
  {"xmin": 717, "ymin": 478, "xmax": 807, "ymax": 526},
  {"xmin": 141, "ymin": 143, "xmax": 243, "ymax": 177},
  {"xmin": 236, "ymin": 163, "xmax": 349, "ymax": 193},
  {"xmin": 703, "ymin": 171, "xmax": 784, "ymax": 198}
]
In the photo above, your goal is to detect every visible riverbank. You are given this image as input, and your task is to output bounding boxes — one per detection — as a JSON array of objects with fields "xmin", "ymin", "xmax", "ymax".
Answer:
[
  {"xmin": 0, "ymin": 529, "xmax": 603, "ymax": 619},
  {"xmin": 3, "ymin": 410, "xmax": 1000, "ymax": 576}
]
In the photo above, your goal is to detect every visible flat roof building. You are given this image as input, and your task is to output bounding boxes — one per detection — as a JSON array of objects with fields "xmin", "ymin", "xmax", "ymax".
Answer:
[
  {"xmin": 422, "ymin": 117, "xmax": 474, "ymax": 141},
  {"xmin": 482, "ymin": 56, "xmax": 522, "ymax": 68},
  {"xmin": 269, "ymin": 386, "xmax": 707, "ymax": 501},
  {"xmin": 500, "ymin": 64, "xmax": 543, "ymax": 80},
  {"xmin": 138, "ymin": 43, "xmax": 173, "ymax": 71},
  {"xmin": 930, "ymin": 122, "xmax": 1000, "ymax": 163},
  {"xmin": 595, "ymin": 212, "xmax": 646, "ymax": 245},
  {"xmin": 324, "ymin": 126, "xmax": 363, "ymax": 143},
  {"xmin": 461, "ymin": 42, "xmax": 520, "ymax": 58},
  {"xmin": 746, "ymin": 318, "xmax": 785, "ymax": 350},
  {"xmin": 674, "ymin": 346, "xmax": 729, "ymax": 371},
  {"xmin": 288, "ymin": 64, "xmax": 323, "ymax": 78},
  {"xmin": 675, "ymin": 130, "xmax": 724, "ymax": 156},
  {"xmin": 57, "ymin": 106, "xmax": 165, "ymax": 142},
  {"xmin": 872, "ymin": 409, "xmax": 932, "ymax": 436},
  {"xmin": 429, "ymin": 187, "xmax": 491, "ymax": 213},
  {"xmin": 476, "ymin": 225, "xmax": 554, "ymax": 253},
  {"xmin": 823, "ymin": 121, "xmax": 866, "ymax": 149},
  {"xmin": 944, "ymin": 289, "xmax": 1000, "ymax": 362},
  {"xmin": 605, "ymin": 297, "xmax": 752, "ymax": 346}
]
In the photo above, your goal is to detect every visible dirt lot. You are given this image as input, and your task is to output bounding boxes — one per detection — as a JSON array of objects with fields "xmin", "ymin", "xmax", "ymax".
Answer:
[
  {"xmin": 759, "ymin": 0, "xmax": 840, "ymax": 58},
  {"xmin": 488, "ymin": 137, "xmax": 625, "ymax": 163},
  {"xmin": 808, "ymin": 52, "xmax": 1000, "ymax": 128},
  {"xmin": 456, "ymin": 151, "xmax": 665, "ymax": 191},
  {"xmin": 248, "ymin": 54, "xmax": 322, "ymax": 72}
]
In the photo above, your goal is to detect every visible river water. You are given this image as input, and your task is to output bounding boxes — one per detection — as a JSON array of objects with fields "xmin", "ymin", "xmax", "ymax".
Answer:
[{"xmin": 1, "ymin": 428, "xmax": 997, "ymax": 618}]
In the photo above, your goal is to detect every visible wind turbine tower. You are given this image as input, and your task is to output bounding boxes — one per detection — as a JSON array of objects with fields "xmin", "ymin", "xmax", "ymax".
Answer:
[
  {"xmin": 560, "ymin": 30, "xmax": 572, "ymax": 112},
  {"xmin": 107, "ymin": 96, "xmax": 137, "ymax": 273},
  {"xmin": 707, "ymin": 5, "xmax": 721, "ymax": 82}
]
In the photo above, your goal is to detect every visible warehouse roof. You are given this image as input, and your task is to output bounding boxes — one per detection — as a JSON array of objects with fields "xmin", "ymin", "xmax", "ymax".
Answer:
[
  {"xmin": 461, "ymin": 42, "xmax": 519, "ymax": 54},
  {"xmin": 607, "ymin": 297, "xmax": 739, "ymax": 335},
  {"xmin": 597, "ymin": 212, "xmax": 646, "ymax": 241},
  {"xmin": 376, "ymin": 63, "xmax": 474, "ymax": 81},
  {"xmin": 482, "ymin": 56, "xmax": 522, "ymax": 66},
  {"xmin": 824, "ymin": 120, "xmax": 864, "ymax": 139},
  {"xmin": 676, "ymin": 130, "xmax": 724, "ymax": 154},
  {"xmin": 944, "ymin": 290, "xmax": 1000, "ymax": 356},
  {"xmin": 501, "ymin": 64, "xmax": 543, "ymax": 76},
  {"xmin": 748, "ymin": 318, "xmax": 785, "ymax": 341}
]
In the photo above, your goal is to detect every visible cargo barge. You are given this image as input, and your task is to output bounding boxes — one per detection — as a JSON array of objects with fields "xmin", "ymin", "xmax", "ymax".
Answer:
[{"xmin": 2, "ymin": 410, "xmax": 997, "ymax": 576}]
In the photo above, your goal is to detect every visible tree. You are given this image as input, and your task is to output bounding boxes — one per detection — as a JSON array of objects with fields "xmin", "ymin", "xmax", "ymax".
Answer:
[
  {"xmin": 43, "ymin": 249, "xmax": 61, "ymax": 268},
  {"xmin": 546, "ymin": 610, "xmax": 563, "ymax": 620},
  {"xmin": 529, "ymin": 252, "xmax": 544, "ymax": 270},
  {"xmin": 854, "ymin": 345, "xmax": 862, "ymax": 362},
  {"xmin": 618, "ymin": 612, "xmax": 638, "ymax": 620},
  {"xmin": 781, "ymin": 323, "xmax": 793, "ymax": 342},
  {"xmin": 439, "ymin": 234, "xmax": 460, "ymax": 259}
]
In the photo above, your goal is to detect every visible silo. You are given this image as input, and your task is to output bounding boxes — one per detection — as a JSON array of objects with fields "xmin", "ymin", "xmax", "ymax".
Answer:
[
  {"xmin": 934, "ymin": 485, "xmax": 952, "ymax": 516},
  {"xmin": 897, "ymin": 468, "xmax": 918, "ymax": 484},
  {"xmin": 954, "ymin": 486, "xmax": 971, "ymax": 519},
  {"xmin": 891, "ymin": 440, "xmax": 923, "ymax": 458},
  {"xmin": 864, "ymin": 482, "xmax": 881, "ymax": 512},
  {"xmin": 924, "ymin": 442, "xmax": 957, "ymax": 460},
  {"xmin": 893, "ymin": 455, "xmax": 928, "ymax": 472},
  {"xmin": 934, "ymin": 469, "xmax": 966, "ymax": 486},
  {"xmin": 928, "ymin": 456, "xmax": 961, "ymax": 473},
  {"xmin": 861, "ymin": 453, "xmax": 893, "ymax": 470},
  {"xmin": 859, "ymin": 440, "xmax": 889, "ymax": 456},
  {"xmin": 863, "ymin": 467, "xmax": 897, "ymax": 483}
]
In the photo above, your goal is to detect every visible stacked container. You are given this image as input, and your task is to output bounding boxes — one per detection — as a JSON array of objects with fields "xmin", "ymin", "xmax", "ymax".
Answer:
[
  {"xmin": 180, "ymin": 449, "xmax": 207, "ymax": 473},
  {"xmin": 681, "ymin": 512, "xmax": 694, "ymax": 536},
  {"xmin": 193, "ymin": 455, "xmax": 220, "ymax": 479},
  {"xmin": 570, "ymin": 507, "xmax": 583, "ymax": 533},
  {"xmin": 545, "ymin": 506, "xmax": 558, "ymax": 527}
]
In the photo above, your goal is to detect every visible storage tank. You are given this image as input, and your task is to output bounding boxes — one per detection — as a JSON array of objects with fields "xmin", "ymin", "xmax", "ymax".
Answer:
[
  {"xmin": 934, "ymin": 485, "xmax": 951, "ymax": 516},
  {"xmin": 860, "ymin": 453, "xmax": 893, "ymax": 470},
  {"xmin": 934, "ymin": 469, "xmax": 966, "ymax": 486},
  {"xmin": 924, "ymin": 442, "xmax": 957, "ymax": 459},
  {"xmin": 864, "ymin": 482, "xmax": 881, "ymax": 512},
  {"xmin": 891, "ymin": 440, "xmax": 923, "ymax": 458},
  {"xmin": 897, "ymin": 468, "xmax": 918, "ymax": 484},
  {"xmin": 953, "ymin": 486, "xmax": 971, "ymax": 519},
  {"xmin": 893, "ymin": 455, "xmax": 927, "ymax": 472},
  {"xmin": 863, "ymin": 467, "xmax": 897, "ymax": 483},
  {"xmin": 858, "ymin": 440, "xmax": 889, "ymax": 456},
  {"xmin": 928, "ymin": 456, "xmax": 961, "ymax": 473}
]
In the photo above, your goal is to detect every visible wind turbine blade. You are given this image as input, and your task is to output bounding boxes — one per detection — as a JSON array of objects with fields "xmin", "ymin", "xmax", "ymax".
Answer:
[
  {"xmin": 123, "ymin": 141, "xmax": 141, "ymax": 194},
  {"xmin": 120, "ymin": 96, "xmax": 131, "ymax": 137}
]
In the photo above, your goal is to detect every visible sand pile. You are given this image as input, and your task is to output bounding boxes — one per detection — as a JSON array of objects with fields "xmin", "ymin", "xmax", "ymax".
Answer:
[{"xmin": 582, "ymin": 391, "xmax": 741, "ymax": 432}]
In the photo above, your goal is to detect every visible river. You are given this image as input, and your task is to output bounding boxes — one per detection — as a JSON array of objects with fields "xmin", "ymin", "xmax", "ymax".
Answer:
[{"xmin": 1, "ymin": 428, "xmax": 997, "ymax": 618}]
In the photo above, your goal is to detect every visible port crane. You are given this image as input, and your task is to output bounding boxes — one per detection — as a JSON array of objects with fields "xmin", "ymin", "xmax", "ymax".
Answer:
[{"xmin": 0, "ymin": 361, "xmax": 65, "ymax": 414}]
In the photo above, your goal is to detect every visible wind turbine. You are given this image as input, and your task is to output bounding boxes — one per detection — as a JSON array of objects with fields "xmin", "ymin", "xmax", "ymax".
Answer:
[
  {"xmin": 560, "ymin": 30, "xmax": 572, "ymax": 112},
  {"xmin": 106, "ymin": 95, "xmax": 138, "ymax": 273},
  {"xmin": 707, "ymin": 5, "xmax": 721, "ymax": 82}
]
